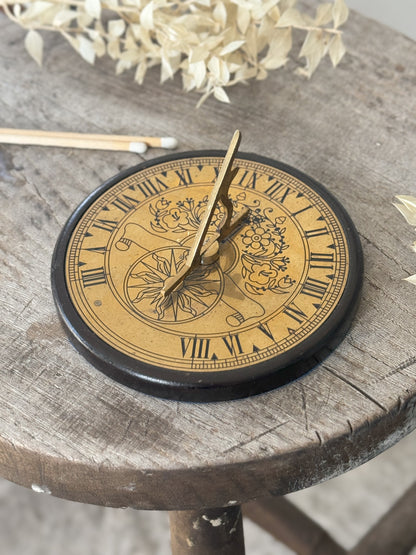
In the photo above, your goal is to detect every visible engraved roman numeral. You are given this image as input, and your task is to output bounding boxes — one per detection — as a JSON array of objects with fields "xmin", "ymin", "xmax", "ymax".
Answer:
[
  {"xmin": 92, "ymin": 219, "xmax": 118, "ymax": 233},
  {"xmin": 292, "ymin": 205, "xmax": 312, "ymax": 217},
  {"xmin": 283, "ymin": 302, "xmax": 308, "ymax": 324},
  {"xmin": 265, "ymin": 180, "xmax": 291, "ymax": 203},
  {"xmin": 135, "ymin": 177, "xmax": 168, "ymax": 198},
  {"xmin": 257, "ymin": 322, "xmax": 274, "ymax": 341},
  {"xmin": 81, "ymin": 266, "xmax": 107, "ymax": 287},
  {"xmin": 111, "ymin": 194, "xmax": 140, "ymax": 213},
  {"xmin": 181, "ymin": 337, "xmax": 210, "ymax": 359},
  {"xmin": 310, "ymin": 252, "xmax": 335, "ymax": 269},
  {"xmin": 222, "ymin": 334, "xmax": 243, "ymax": 356},
  {"xmin": 175, "ymin": 168, "xmax": 192, "ymax": 186},
  {"xmin": 305, "ymin": 227, "xmax": 329, "ymax": 238},
  {"xmin": 237, "ymin": 170, "xmax": 258, "ymax": 189},
  {"xmin": 301, "ymin": 277, "xmax": 329, "ymax": 299}
]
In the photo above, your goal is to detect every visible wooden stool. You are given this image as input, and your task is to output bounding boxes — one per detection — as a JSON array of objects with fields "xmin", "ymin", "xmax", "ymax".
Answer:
[{"xmin": 0, "ymin": 6, "xmax": 415, "ymax": 554}]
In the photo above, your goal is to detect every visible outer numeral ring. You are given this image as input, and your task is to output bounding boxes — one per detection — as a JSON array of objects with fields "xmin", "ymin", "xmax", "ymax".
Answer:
[{"xmin": 51, "ymin": 151, "xmax": 363, "ymax": 402}]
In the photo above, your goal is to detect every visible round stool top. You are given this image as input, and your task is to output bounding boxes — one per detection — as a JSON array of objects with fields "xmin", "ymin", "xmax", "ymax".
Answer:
[{"xmin": 0, "ymin": 10, "xmax": 415, "ymax": 510}]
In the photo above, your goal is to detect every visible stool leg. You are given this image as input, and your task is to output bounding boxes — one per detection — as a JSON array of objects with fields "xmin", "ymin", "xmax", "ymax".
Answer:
[{"xmin": 169, "ymin": 505, "xmax": 245, "ymax": 555}]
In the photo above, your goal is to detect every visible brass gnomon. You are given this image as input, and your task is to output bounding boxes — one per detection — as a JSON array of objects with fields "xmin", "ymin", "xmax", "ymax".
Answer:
[{"xmin": 161, "ymin": 130, "xmax": 249, "ymax": 297}]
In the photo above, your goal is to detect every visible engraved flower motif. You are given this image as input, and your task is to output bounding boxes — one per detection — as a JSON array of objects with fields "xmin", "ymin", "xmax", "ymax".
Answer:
[
  {"xmin": 162, "ymin": 207, "xmax": 189, "ymax": 229},
  {"xmin": 242, "ymin": 226, "xmax": 271, "ymax": 250},
  {"xmin": 249, "ymin": 263, "xmax": 278, "ymax": 285},
  {"xmin": 156, "ymin": 198, "xmax": 169, "ymax": 210}
]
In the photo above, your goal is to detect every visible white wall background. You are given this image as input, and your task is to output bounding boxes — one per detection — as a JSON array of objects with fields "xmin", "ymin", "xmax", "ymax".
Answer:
[{"xmin": 347, "ymin": 0, "xmax": 416, "ymax": 40}]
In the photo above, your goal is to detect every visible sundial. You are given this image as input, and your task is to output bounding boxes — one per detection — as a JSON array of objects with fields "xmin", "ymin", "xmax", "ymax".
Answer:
[{"xmin": 51, "ymin": 130, "xmax": 363, "ymax": 401}]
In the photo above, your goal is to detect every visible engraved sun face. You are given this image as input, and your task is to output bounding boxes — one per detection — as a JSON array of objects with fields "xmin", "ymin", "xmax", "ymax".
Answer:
[{"xmin": 125, "ymin": 247, "xmax": 223, "ymax": 323}]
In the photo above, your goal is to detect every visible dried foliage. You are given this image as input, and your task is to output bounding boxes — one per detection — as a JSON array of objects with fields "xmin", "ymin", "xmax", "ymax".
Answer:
[
  {"xmin": 394, "ymin": 196, "xmax": 416, "ymax": 286},
  {"xmin": 2, "ymin": 0, "xmax": 349, "ymax": 104}
]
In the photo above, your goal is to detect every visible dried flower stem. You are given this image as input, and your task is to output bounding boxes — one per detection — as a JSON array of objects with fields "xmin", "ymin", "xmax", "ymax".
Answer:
[
  {"xmin": 295, "ymin": 25, "xmax": 342, "ymax": 35},
  {"xmin": 1, "ymin": 0, "xmax": 350, "ymax": 105}
]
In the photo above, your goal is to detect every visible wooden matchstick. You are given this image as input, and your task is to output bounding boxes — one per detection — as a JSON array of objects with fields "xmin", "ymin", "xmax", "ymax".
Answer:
[{"xmin": 0, "ymin": 128, "xmax": 178, "ymax": 152}]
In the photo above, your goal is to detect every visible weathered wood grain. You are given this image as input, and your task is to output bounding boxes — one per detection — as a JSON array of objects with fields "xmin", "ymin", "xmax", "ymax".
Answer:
[{"xmin": 0, "ymin": 8, "xmax": 415, "ymax": 511}]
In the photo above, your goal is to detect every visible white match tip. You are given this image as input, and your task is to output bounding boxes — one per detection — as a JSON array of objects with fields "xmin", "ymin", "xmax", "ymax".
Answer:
[
  {"xmin": 160, "ymin": 137, "xmax": 178, "ymax": 149},
  {"xmin": 129, "ymin": 142, "xmax": 148, "ymax": 154}
]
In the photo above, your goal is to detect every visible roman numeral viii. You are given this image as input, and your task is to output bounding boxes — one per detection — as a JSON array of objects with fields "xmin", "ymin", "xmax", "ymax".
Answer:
[{"xmin": 181, "ymin": 337, "xmax": 210, "ymax": 359}]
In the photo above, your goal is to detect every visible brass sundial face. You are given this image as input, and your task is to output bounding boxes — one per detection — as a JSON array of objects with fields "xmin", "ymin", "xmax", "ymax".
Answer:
[{"xmin": 52, "ymin": 132, "xmax": 363, "ymax": 401}]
